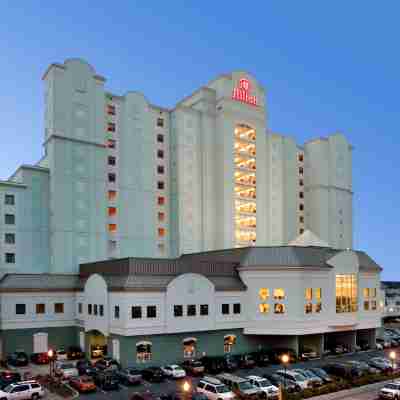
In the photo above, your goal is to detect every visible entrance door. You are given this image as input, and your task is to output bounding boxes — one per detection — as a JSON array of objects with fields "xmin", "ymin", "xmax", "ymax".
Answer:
[
  {"xmin": 112, "ymin": 339, "xmax": 120, "ymax": 362},
  {"xmin": 33, "ymin": 333, "xmax": 48, "ymax": 353}
]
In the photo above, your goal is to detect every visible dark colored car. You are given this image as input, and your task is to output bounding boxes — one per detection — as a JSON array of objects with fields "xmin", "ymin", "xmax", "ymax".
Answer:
[
  {"xmin": 267, "ymin": 348, "xmax": 297, "ymax": 364},
  {"xmin": 191, "ymin": 394, "xmax": 209, "ymax": 400},
  {"xmin": 95, "ymin": 357, "xmax": 120, "ymax": 371},
  {"xmin": 0, "ymin": 371, "xmax": 21, "ymax": 389},
  {"xmin": 77, "ymin": 360, "xmax": 98, "ymax": 377},
  {"xmin": 6, "ymin": 352, "xmax": 29, "ymax": 367},
  {"xmin": 249, "ymin": 351, "xmax": 270, "ymax": 366},
  {"xmin": 222, "ymin": 354, "xmax": 239, "ymax": 371},
  {"xmin": 181, "ymin": 360, "xmax": 205, "ymax": 376},
  {"xmin": 131, "ymin": 393, "xmax": 162, "ymax": 400},
  {"xmin": 141, "ymin": 367, "xmax": 165, "ymax": 383},
  {"xmin": 200, "ymin": 356, "xmax": 225, "ymax": 374},
  {"xmin": 309, "ymin": 368, "xmax": 333, "ymax": 383},
  {"xmin": 94, "ymin": 371, "xmax": 120, "ymax": 391},
  {"xmin": 263, "ymin": 373, "xmax": 298, "ymax": 393},
  {"xmin": 233, "ymin": 353, "xmax": 256, "ymax": 369},
  {"xmin": 116, "ymin": 368, "xmax": 143, "ymax": 385},
  {"xmin": 323, "ymin": 363, "xmax": 362, "ymax": 379},
  {"xmin": 368, "ymin": 358, "xmax": 393, "ymax": 373},
  {"xmin": 30, "ymin": 352, "xmax": 49, "ymax": 365},
  {"xmin": 67, "ymin": 346, "xmax": 84, "ymax": 360}
]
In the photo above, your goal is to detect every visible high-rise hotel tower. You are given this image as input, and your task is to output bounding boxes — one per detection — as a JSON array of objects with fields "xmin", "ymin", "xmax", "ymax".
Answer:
[{"xmin": 0, "ymin": 58, "xmax": 352, "ymax": 274}]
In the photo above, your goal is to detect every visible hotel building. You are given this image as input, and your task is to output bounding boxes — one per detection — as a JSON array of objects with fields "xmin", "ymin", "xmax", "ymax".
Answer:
[{"xmin": 0, "ymin": 59, "xmax": 380, "ymax": 363}]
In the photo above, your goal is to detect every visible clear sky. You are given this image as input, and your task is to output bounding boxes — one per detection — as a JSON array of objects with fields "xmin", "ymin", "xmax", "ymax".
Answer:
[{"xmin": 0, "ymin": 2, "xmax": 399, "ymax": 279}]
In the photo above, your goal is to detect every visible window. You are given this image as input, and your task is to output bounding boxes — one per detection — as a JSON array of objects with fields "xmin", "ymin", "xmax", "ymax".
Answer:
[
  {"xmin": 157, "ymin": 118, "xmax": 164, "ymax": 127},
  {"xmin": 299, "ymin": 179, "xmax": 304, "ymax": 186},
  {"xmin": 200, "ymin": 304, "xmax": 209, "ymax": 316},
  {"xmin": 315, "ymin": 303, "xmax": 322, "ymax": 313},
  {"xmin": 158, "ymin": 228, "xmax": 165, "ymax": 237},
  {"xmin": 36, "ymin": 304, "xmax": 45, "ymax": 314},
  {"xmin": 299, "ymin": 204, "xmax": 304, "ymax": 211},
  {"xmin": 157, "ymin": 181, "xmax": 165, "ymax": 190},
  {"xmin": 233, "ymin": 303, "xmax": 241, "ymax": 314},
  {"xmin": 55, "ymin": 303, "xmax": 64, "ymax": 314},
  {"xmin": 108, "ymin": 156, "xmax": 116, "ymax": 166},
  {"xmin": 5, "ymin": 253, "xmax": 15, "ymax": 263},
  {"xmin": 5, "ymin": 214, "xmax": 15, "ymax": 225},
  {"xmin": 371, "ymin": 288, "xmax": 377, "ymax": 298},
  {"xmin": 108, "ymin": 224, "xmax": 117, "ymax": 233},
  {"xmin": 305, "ymin": 303, "xmax": 313, "ymax": 314},
  {"xmin": 157, "ymin": 134, "xmax": 164, "ymax": 143},
  {"xmin": 108, "ymin": 190, "xmax": 117, "ymax": 201},
  {"xmin": 132, "ymin": 306, "xmax": 142, "ymax": 319},
  {"xmin": 93, "ymin": 304, "xmax": 98, "ymax": 315},
  {"xmin": 157, "ymin": 149, "xmax": 164, "ymax": 159},
  {"xmin": 305, "ymin": 288, "xmax": 313, "ymax": 301},
  {"xmin": 5, "ymin": 233, "xmax": 15, "ymax": 244},
  {"xmin": 16, "ymin": 304, "xmax": 26, "ymax": 315},
  {"xmin": 299, "ymin": 192, "xmax": 304, "ymax": 199},
  {"xmin": 99, "ymin": 305, "xmax": 104, "ymax": 316},
  {"xmin": 222, "ymin": 304, "xmax": 230, "ymax": 315},
  {"xmin": 114, "ymin": 305, "xmax": 120, "ymax": 319},
  {"xmin": 158, "ymin": 197, "xmax": 165, "ymax": 206},
  {"xmin": 224, "ymin": 335, "xmax": 236, "ymax": 353},
  {"xmin": 158, "ymin": 212, "xmax": 165, "ymax": 222},
  {"xmin": 259, "ymin": 303, "xmax": 270, "ymax": 313},
  {"xmin": 108, "ymin": 207, "xmax": 117, "ymax": 217},
  {"xmin": 147, "ymin": 305, "xmax": 157, "ymax": 318},
  {"xmin": 371, "ymin": 300, "xmax": 377, "ymax": 310},
  {"xmin": 364, "ymin": 301, "xmax": 370, "ymax": 311},
  {"xmin": 299, "ymin": 216, "xmax": 304, "ymax": 223},
  {"xmin": 315, "ymin": 288, "xmax": 322, "ymax": 301},
  {"xmin": 299, "ymin": 228, "xmax": 304, "ymax": 234},
  {"xmin": 363, "ymin": 288, "xmax": 370, "ymax": 298},
  {"xmin": 336, "ymin": 274, "xmax": 358, "ymax": 313},
  {"xmin": 274, "ymin": 303, "xmax": 285, "ymax": 314},
  {"xmin": 136, "ymin": 342, "xmax": 152, "ymax": 363},
  {"xmin": 174, "ymin": 305, "xmax": 183, "ymax": 317},
  {"xmin": 273, "ymin": 288, "xmax": 285, "ymax": 300},
  {"xmin": 78, "ymin": 303, "xmax": 82, "ymax": 314},
  {"xmin": 187, "ymin": 305, "xmax": 196, "ymax": 316},
  {"xmin": 157, "ymin": 243, "xmax": 165, "ymax": 253},
  {"xmin": 107, "ymin": 104, "xmax": 116, "ymax": 115},
  {"xmin": 259, "ymin": 288, "xmax": 269, "ymax": 300},
  {"xmin": 157, "ymin": 165, "xmax": 164, "ymax": 174},
  {"xmin": 108, "ymin": 173, "xmax": 116, "ymax": 183},
  {"xmin": 88, "ymin": 304, "xmax": 92, "ymax": 315},
  {"xmin": 107, "ymin": 139, "xmax": 116, "ymax": 149},
  {"xmin": 5, "ymin": 194, "xmax": 15, "ymax": 205},
  {"xmin": 298, "ymin": 154, "xmax": 304, "ymax": 162},
  {"xmin": 109, "ymin": 239, "xmax": 117, "ymax": 251},
  {"xmin": 108, "ymin": 122, "xmax": 116, "ymax": 132},
  {"xmin": 299, "ymin": 167, "xmax": 304, "ymax": 175}
]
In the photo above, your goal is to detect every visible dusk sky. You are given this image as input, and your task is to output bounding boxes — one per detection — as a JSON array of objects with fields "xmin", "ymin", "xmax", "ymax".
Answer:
[{"xmin": 0, "ymin": 2, "xmax": 398, "ymax": 280}]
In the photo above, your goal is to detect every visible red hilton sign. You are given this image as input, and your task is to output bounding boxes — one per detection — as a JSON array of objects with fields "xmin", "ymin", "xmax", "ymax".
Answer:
[{"xmin": 232, "ymin": 78, "xmax": 258, "ymax": 106}]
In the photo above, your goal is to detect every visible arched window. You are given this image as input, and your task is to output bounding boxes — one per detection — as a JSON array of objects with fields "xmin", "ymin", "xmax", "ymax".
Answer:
[
  {"xmin": 224, "ymin": 335, "xmax": 237, "ymax": 353},
  {"xmin": 136, "ymin": 341, "xmax": 152, "ymax": 363},
  {"xmin": 183, "ymin": 338, "xmax": 197, "ymax": 358}
]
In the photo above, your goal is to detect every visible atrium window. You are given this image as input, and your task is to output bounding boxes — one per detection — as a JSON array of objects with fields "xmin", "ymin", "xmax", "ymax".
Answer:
[
  {"xmin": 336, "ymin": 274, "xmax": 358, "ymax": 313},
  {"xmin": 259, "ymin": 288, "xmax": 269, "ymax": 300},
  {"xmin": 136, "ymin": 342, "xmax": 152, "ymax": 363},
  {"xmin": 273, "ymin": 288, "xmax": 285, "ymax": 300},
  {"xmin": 108, "ymin": 190, "xmax": 117, "ymax": 201},
  {"xmin": 305, "ymin": 303, "xmax": 313, "ymax": 314},
  {"xmin": 259, "ymin": 303, "xmax": 269, "ymax": 313}
]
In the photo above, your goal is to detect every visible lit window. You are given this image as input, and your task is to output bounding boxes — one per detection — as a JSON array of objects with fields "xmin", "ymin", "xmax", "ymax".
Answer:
[
  {"xmin": 114, "ymin": 305, "xmax": 120, "ymax": 319},
  {"xmin": 158, "ymin": 228, "xmax": 166, "ymax": 237},
  {"xmin": 371, "ymin": 288, "xmax": 377, "ymax": 298},
  {"xmin": 305, "ymin": 303, "xmax": 313, "ymax": 314},
  {"xmin": 299, "ymin": 216, "xmax": 304, "ymax": 223},
  {"xmin": 54, "ymin": 303, "xmax": 64, "ymax": 314},
  {"xmin": 158, "ymin": 197, "xmax": 165, "ymax": 206},
  {"xmin": 259, "ymin": 288, "xmax": 269, "ymax": 300},
  {"xmin": 336, "ymin": 274, "xmax": 358, "ymax": 313},
  {"xmin": 36, "ymin": 304, "xmax": 45, "ymax": 314},
  {"xmin": 107, "ymin": 122, "xmax": 116, "ymax": 132},
  {"xmin": 363, "ymin": 288, "xmax": 370, "ymax": 298},
  {"xmin": 157, "ymin": 181, "xmax": 165, "ymax": 190},
  {"xmin": 158, "ymin": 212, "xmax": 165, "ymax": 221},
  {"xmin": 222, "ymin": 304, "xmax": 230, "ymax": 315},
  {"xmin": 174, "ymin": 305, "xmax": 183, "ymax": 317},
  {"xmin": 108, "ymin": 207, "xmax": 117, "ymax": 217},
  {"xmin": 315, "ymin": 303, "xmax": 322, "ymax": 313},
  {"xmin": 157, "ymin": 149, "xmax": 164, "ymax": 159},
  {"xmin": 5, "ymin": 233, "xmax": 15, "ymax": 244},
  {"xmin": 157, "ymin": 165, "xmax": 164, "ymax": 174},
  {"xmin": 5, "ymin": 214, "xmax": 15, "ymax": 225},
  {"xmin": 315, "ymin": 288, "xmax": 322, "ymax": 301},
  {"xmin": 157, "ymin": 134, "xmax": 164, "ymax": 143},
  {"xmin": 108, "ymin": 156, "xmax": 116, "ymax": 166},
  {"xmin": 299, "ymin": 192, "xmax": 304, "ymax": 199},
  {"xmin": 136, "ymin": 342, "xmax": 152, "ymax": 363},
  {"xmin": 108, "ymin": 173, "xmax": 116, "ymax": 183},
  {"xmin": 298, "ymin": 154, "xmax": 304, "ymax": 162},
  {"xmin": 224, "ymin": 335, "xmax": 236, "ymax": 353},
  {"xmin": 108, "ymin": 224, "xmax": 117, "ymax": 233},
  {"xmin": 299, "ymin": 167, "xmax": 304, "ymax": 175},
  {"xmin": 183, "ymin": 338, "xmax": 197, "ymax": 358},
  {"xmin": 305, "ymin": 288, "xmax": 312, "ymax": 301},
  {"xmin": 200, "ymin": 304, "xmax": 209, "ymax": 316},
  {"xmin": 273, "ymin": 288, "xmax": 285, "ymax": 300},
  {"xmin": 5, "ymin": 253, "xmax": 15, "ymax": 263},
  {"xmin": 274, "ymin": 303, "xmax": 285, "ymax": 314},
  {"xmin": 132, "ymin": 306, "xmax": 142, "ymax": 319},
  {"xmin": 5, "ymin": 194, "xmax": 15, "ymax": 205},
  {"xmin": 187, "ymin": 305, "xmax": 196, "ymax": 316},
  {"xmin": 233, "ymin": 303, "xmax": 241, "ymax": 314},
  {"xmin": 299, "ymin": 204, "xmax": 304, "ymax": 211},
  {"xmin": 16, "ymin": 304, "xmax": 26, "ymax": 315},
  {"xmin": 371, "ymin": 300, "xmax": 377, "ymax": 310},
  {"xmin": 259, "ymin": 303, "xmax": 269, "ymax": 313},
  {"xmin": 364, "ymin": 301, "xmax": 370, "ymax": 311},
  {"xmin": 157, "ymin": 118, "xmax": 164, "ymax": 127},
  {"xmin": 107, "ymin": 139, "xmax": 116, "ymax": 149},
  {"xmin": 107, "ymin": 104, "xmax": 116, "ymax": 115},
  {"xmin": 108, "ymin": 190, "xmax": 117, "ymax": 201}
]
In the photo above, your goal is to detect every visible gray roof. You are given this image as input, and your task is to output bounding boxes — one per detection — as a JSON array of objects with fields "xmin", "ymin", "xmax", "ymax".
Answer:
[{"xmin": 0, "ymin": 273, "xmax": 79, "ymax": 291}]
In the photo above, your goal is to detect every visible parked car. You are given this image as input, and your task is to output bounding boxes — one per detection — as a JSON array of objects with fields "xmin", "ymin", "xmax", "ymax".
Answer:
[
  {"xmin": 69, "ymin": 376, "xmax": 97, "ymax": 393},
  {"xmin": 299, "ymin": 348, "xmax": 318, "ymax": 361},
  {"xmin": 6, "ymin": 352, "xmax": 29, "ymax": 367},
  {"xmin": 0, "ymin": 372, "xmax": 21, "ymax": 390},
  {"xmin": 0, "ymin": 380, "xmax": 45, "ymax": 400},
  {"xmin": 30, "ymin": 353, "xmax": 49, "ymax": 365},
  {"xmin": 94, "ymin": 371, "xmax": 120, "ymax": 391},
  {"xmin": 346, "ymin": 360, "xmax": 379, "ymax": 375},
  {"xmin": 56, "ymin": 349, "xmax": 68, "ymax": 361},
  {"xmin": 55, "ymin": 361, "xmax": 79, "ymax": 379},
  {"xmin": 141, "ymin": 367, "xmax": 165, "ymax": 383},
  {"xmin": 249, "ymin": 351, "xmax": 270, "ymax": 367},
  {"xmin": 247, "ymin": 375, "xmax": 279, "ymax": 399},
  {"xmin": 322, "ymin": 362, "xmax": 362, "ymax": 379},
  {"xmin": 267, "ymin": 348, "xmax": 297, "ymax": 364},
  {"xmin": 116, "ymin": 368, "xmax": 143, "ymax": 385},
  {"xmin": 94, "ymin": 357, "xmax": 120, "ymax": 371},
  {"xmin": 308, "ymin": 368, "xmax": 333, "ymax": 383},
  {"xmin": 200, "ymin": 356, "xmax": 225, "ymax": 374},
  {"xmin": 380, "ymin": 382, "xmax": 400, "ymax": 399},
  {"xmin": 161, "ymin": 365, "xmax": 186, "ymax": 379},
  {"xmin": 196, "ymin": 376, "xmax": 236, "ymax": 400},
  {"xmin": 131, "ymin": 393, "xmax": 162, "ymax": 400},
  {"xmin": 263, "ymin": 374, "xmax": 298, "ymax": 393},
  {"xmin": 216, "ymin": 373, "xmax": 262, "ymax": 399},
  {"xmin": 181, "ymin": 360, "xmax": 205, "ymax": 376},
  {"xmin": 292, "ymin": 369, "xmax": 323, "ymax": 387},
  {"xmin": 222, "ymin": 355, "xmax": 239, "ymax": 371},
  {"xmin": 67, "ymin": 346, "xmax": 84, "ymax": 360},
  {"xmin": 275, "ymin": 370, "xmax": 310, "ymax": 390}
]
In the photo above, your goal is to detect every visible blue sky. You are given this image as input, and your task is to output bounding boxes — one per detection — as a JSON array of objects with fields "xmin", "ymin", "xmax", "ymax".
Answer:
[{"xmin": 0, "ymin": 2, "xmax": 399, "ymax": 279}]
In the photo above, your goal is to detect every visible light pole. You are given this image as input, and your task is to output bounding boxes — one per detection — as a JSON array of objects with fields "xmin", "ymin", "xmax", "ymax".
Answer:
[
  {"xmin": 281, "ymin": 354, "xmax": 289, "ymax": 399},
  {"xmin": 182, "ymin": 381, "xmax": 191, "ymax": 400},
  {"xmin": 390, "ymin": 351, "xmax": 396, "ymax": 381},
  {"xmin": 47, "ymin": 349, "xmax": 55, "ymax": 378}
]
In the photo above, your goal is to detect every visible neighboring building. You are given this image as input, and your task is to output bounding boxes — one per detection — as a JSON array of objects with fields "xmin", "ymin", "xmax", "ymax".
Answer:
[
  {"xmin": 381, "ymin": 281, "xmax": 400, "ymax": 318},
  {"xmin": 0, "ymin": 58, "xmax": 353, "ymax": 275},
  {"xmin": 0, "ymin": 243, "xmax": 381, "ymax": 365}
]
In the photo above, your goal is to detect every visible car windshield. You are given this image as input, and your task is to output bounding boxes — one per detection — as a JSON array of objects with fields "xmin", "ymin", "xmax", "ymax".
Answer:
[
  {"xmin": 313, "ymin": 369, "xmax": 328, "ymax": 377},
  {"xmin": 259, "ymin": 379, "xmax": 272, "ymax": 387},
  {"xmin": 216, "ymin": 385, "xmax": 231, "ymax": 393},
  {"xmin": 385, "ymin": 384, "xmax": 399, "ymax": 390},
  {"xmin": 293, "ymin": 374, "xmax": 305, "ymax": 381},
  {"xmin": 62, "ymin": 363, "xmax": 75, "ymax": 369},
  {"xmin": 238, "ymin": 381, "xmax": 253, "ymax": 390},
  {"xmin": 3, "ymin": 385, "xmax": 14, "ymax": 393}
]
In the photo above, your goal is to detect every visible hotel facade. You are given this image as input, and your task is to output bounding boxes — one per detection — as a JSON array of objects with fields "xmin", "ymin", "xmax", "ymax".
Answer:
[{"xmin": 0, "ymin": 59, "xmax": 380, "ymax": 364}]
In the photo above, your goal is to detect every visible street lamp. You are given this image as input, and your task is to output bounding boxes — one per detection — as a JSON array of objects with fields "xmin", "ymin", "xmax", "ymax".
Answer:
[
  {"xmin": 281, "ymin": 354, "xmax": 290, "ymax": 398},
  {"xmin": 390, "ymin": 351, "xmax": 396, "ymax": 381},
  {"xmin": 47, "ymin": 349, "xmax": 55, "ymax": 378},
  {"xmin": 182, "ymin": 381, "xmax": 191, "ymax": 400}
]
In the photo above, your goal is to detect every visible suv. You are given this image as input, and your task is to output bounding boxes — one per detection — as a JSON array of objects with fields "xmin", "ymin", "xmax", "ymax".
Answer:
[
  {"xmin": 247, "ymin": 376, "xmax": 279, "ymax": 399},
  {"xmin": 380, "ymin": 382, "xmax": 400, "ymax": 399},
  {"xmin": 0, "ymin": 381, "xmax": 44, "ymax": 400},
  {"xmin": 216, "ymin": 373, "xmax": 261, "ymax": 399},
  {"xmin": 196, "ymin": 376, "xmax": 236, "ymax": 400},
  {"xmin": 275, "ymin": 370, "xmax": 310, "ymax": 390}
]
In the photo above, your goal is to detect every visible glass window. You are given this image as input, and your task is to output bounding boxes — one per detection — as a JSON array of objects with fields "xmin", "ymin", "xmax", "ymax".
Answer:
[
  {"xmin": 157, "ymin": 165, "xmax": 164, "ymax": 174},
  {"xmin": 259, "ymin": 303, "xmax": 269, "ymax": 313},
  {"xmin": 15, "ymin": 304, "xmax": 26, "ymax": 315},
  {"xmin": 274, "ymin": 303, "xmax": 285, "ymax": 314},
  {"xmin": 157, "ymin": 118, "xmax": 164, "ymax": 127},
  {"xmin": 108, "ymin": 190, "xmax": 117, "ymax": 201},
  {"xmin": 224, "ymin": 335, "xmax": 236, "ymax": 353},
  {"xmin": 305, "ymin": 288, "xmax": 312, "ymax": 301},
  {"xmin": 5, "ymin": 233, "xmax": 15, "ymax": 244},
  {"xmin": 158, "ymin": 197, "xmax": 165, "ymax": 206},
  {"xmin": 233, "ymin": 303, "xmax": 241, "ymax": 314},
  {"xmin": 108, "ymin": 122, "xmax": 116, "ymax": 132},
  {"xmin": 99, "ymin": 305, "xmax": 104, "ymax": 316},
  {"xmin": 136, "ymin": 343, "xmax": 152, "ymax": 363},
  {"xmin": 299, "ymin": 228, "xmax": 304, "ymax": 234},
  {"xmin": 299, "ymin": 216, "xmax": 304, "ymax": 223},
  {"xmin": 93, "ymin": 304, "xmax": 98, "ymax": 315},
  {"xmin": 371, "ymin": 300, "xmax": 377, "ymax": 310},
  {"xmin": 55, "ymin": 303, "xmax": 64, "ymax": 313},
  {"xmin": 107, "ymin": 139, "xmax": 116, "ymax": 149},
  {"xmin": 132, "ymin": 306, "xmax": 142, "ymax": 319},
  {"xmin": 222, "ymin": 304, "xmax": 230, "ymax": 315},
  {"xmin": 174, "ymin": 305, "xmax": 183, "ymax": 317},
  {"xmin": 299, "ymin": 167, "xmax": 304, "ymax": 175},
  {"xmin": 273, "ymin": 288, "xmax": 285, "ymax": 300},
  {"xmin": 364, "ymin": 301, "xmax": 370, "ymax": 311},
  {"xmin": 5, "ymin": 194, "xmax": 15, "ymax": 205},
  {"xmin": 36, "ymin": 304, "xmax": 45, "ymax": 314},
  {"xmin": 157, "ymin": 181, "xmax": 164, "ymax": 190},
  {"xmin": 315, "ymin": 302, "xmax": 322, "ymax": 313},
  {"xmin": 363, "ymin": 288, "xmax": 370, "ymax": 298},
  {"xmin": 315, "ymin": 288, "xmax": 322, "ymax": 301},
  {"xmin": 78, "ymin": 303, "xmax": 82, "ymax": 314},
  {"xmin": 158, "ymin": 212, "xmax": 165, "ymax": 221},
  {"xmin": 371, "ymin": 288, "xmax": 377, "ymax": 298},
  {"xmin": 5, "ymin": 253, "xmax": 15, "ymax": 263},
  {"xmin": 88, "ymin": 304, "xmax": 92, "ymax": 315},
  {"xmin": 299, "ymin": 179, "xmax": 304, "ymax": 186},
  {"xmin": 158, "ymin": 228, "xmax": 166, "ymax": 237},
  {"xmin": 183, "ymin": 339, "xmax": 196, "ymax": 358},
  {"xmin": 114, "ymin": 305, "xmax": 120, "ymax": 319},
  {"xmin": 108, "ymin": 173, "xmax": 116, "ymax": 183},
  {"xmin": 305, "ymin": 303, "xmax": 313, "ymax": 314},
  {"xmin": 157, "ymin": 134, "xmax": 164, "ymax": 143},
  {"xmin": 299, "ymin": 204, "xmax": 304, "ymax": 211},
  {"xmin": 157, "ymin": 149, "xmax": 164, "ymax": 159},
  {"xmin": 5, "ymin": 214, "xmax": 15, "ymax": 225},
  {"xmin": 336, "ymin": 274, "xmax": 358, "ymax": 313},
  {"xmin": 298, "ymin": 154, "xmax": 304, "ymax": 162},
  {"xmin": 187, "ymin": 305, "xmax": 196, "ymax": 316},
  {"xmin": 200, "ymin": 304, "xmax": 209, "ymax": 316},
  {"xmin": 108, "ymin": 156, "xmax": 116, "ymax": 166},
  {"xmin": 299, "ymin": 192, "xmax": 304, "ymax": 199},
  {"xmin": 108, "ymin": 224, "xmax": 117, "ymax": 233},
  {"xmin": 259, "ymin": 288, "xmax": 269, "ymax": 300},
  {"xmin": 107, "ymin": 104, "xmax": 116, "ymax": 115},
  {"xmin": 147, "ymin": 305, "xmax": 157, "ymax": 318},
  {"xmin": 108, "ymin": 207, "xmax": 117, "ymax": 217}
]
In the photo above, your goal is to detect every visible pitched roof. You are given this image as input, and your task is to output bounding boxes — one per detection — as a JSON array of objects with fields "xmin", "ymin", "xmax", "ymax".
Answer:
[{"xmin": 0, "ymin": 273, "xmax": 79, "ymax": 291}]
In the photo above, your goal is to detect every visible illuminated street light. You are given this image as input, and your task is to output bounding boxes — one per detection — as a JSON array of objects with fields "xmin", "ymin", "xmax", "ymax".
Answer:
[
  {"xmin": 390, "ymin": 351, "xmax": 396, "ymax": 381},
  {"xmin": 281, "ymin": 354, "xmax": 290, "ymax": 397},
  {"xmin": 183, "ymin": 381, "xmax": 190, "ymax": 392}
]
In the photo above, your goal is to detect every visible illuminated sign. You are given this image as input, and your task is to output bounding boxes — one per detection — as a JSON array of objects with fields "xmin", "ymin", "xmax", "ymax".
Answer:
[{"xmin": 232, "ymin": 78, "xmax": 258, "ymax": 106}]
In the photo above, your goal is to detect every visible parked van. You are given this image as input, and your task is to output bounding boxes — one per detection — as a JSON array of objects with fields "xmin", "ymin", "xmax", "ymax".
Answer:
[{"xmin": 216, "ymin": 373, "xmax": 262, "ymax": 399}]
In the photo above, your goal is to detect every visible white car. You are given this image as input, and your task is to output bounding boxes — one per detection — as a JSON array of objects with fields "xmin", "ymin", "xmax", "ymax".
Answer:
[
  {"xmin": 0, "ymin": 381, "xmax": 45, "ymax": 400},
  {"xmin": 276, "ymin": 370, "xmax": 310, "ymax": 390},
  {"xmin": 161, "ymin": 364, "xmax": 186, "ymax": 379},
  {"xmin": 55, "ymin": 361, "xmax": 79, "ymax": 379},
  {"xmin": 197, "ymin": 376, "xmax": 236, "ymax": 400},
  {"xmin": 247, "ymin": 375, "xmax": 279, "ymax": 399},
  {"xmin": 379, "ymin": 382, "xmax": 400, "ymax": 399}
]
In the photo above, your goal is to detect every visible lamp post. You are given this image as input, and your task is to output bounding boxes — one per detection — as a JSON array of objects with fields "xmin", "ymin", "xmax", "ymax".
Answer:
[
  {"xmin": 281, "ymin": 354, "xmax": 290, "ymax": 399},
  {"xmin": 47, "ymin": 349, "xmax": 55, "ymax": 378},
  {"xmin": 390, "ymin": 351, "xmax": 396, "ymax": 381},
  {"xmin": 182, "ymin": 381, "xmax": 191, "ymax": 400}
]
